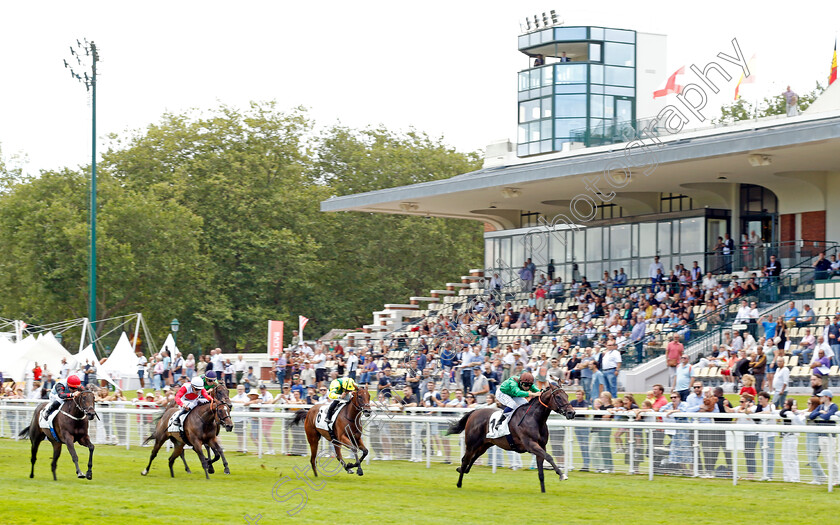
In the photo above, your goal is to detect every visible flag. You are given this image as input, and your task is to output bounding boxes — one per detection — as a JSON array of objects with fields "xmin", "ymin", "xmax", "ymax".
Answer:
[
  {"xmin": 734, "ymin": 54, "xmax": 758, "ymax": 100},
  {"xmin": 267, "ymin": 320, "xmax": 284, "ymax": 359},
  {"xmin": 298, "ymin": 315, "xmax": 309, "ymax": 343},
  {"xmin": 653, "ymin": 66, "xmax": 685, "ymax": 98},
  {"xmin": 830, "ymin": 39, "xmax": 837, "ymax": 86}
]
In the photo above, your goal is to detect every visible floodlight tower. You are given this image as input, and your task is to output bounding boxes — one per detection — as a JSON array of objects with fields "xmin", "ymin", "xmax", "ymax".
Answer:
[{"xmin": 64, "ymin": 39, "xmax": 100, "ymax": 337}]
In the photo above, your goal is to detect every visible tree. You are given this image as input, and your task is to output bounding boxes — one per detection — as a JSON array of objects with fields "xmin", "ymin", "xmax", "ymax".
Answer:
[{"xmin": 715, "ymin": 82, "xmax": 826, "ymax": 124}]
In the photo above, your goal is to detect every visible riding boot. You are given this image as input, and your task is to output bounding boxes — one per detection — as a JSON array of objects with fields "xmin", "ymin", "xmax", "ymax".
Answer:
[
  {"xmin": 43, "ymin": 400, "xmax": 60, "ymax": 419},
  {"xmin": 326, "ymin": 400, "xmax": 340, "ymax": 442}
]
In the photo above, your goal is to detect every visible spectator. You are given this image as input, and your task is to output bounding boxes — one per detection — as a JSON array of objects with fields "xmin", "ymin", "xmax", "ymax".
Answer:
[
  {"xmin": 240, "ymin": 366, "xmax": 259, "ymax": 393},
  {"xmin": 749, "ymin": 346, "xmax": 767, "ymax": 391},
  {"xmin": 797, "ymin": 305, "xmax": 815, "ymax": 327},
  {"xmin": 734, "ymin": 393, "xmax": 759, "ymax": 479},
  {"xmin": 377, "ymin": 369, "xmax": 393, "ymax": 399},
  {"xmin": 813, "ymin": 252, "xmax": 831, "ymax": 280},
  {"xmin": 601, "ymin": 341, "xmax": 621, "ymax": 398},
  {"xmin": 739, "ymin": 374, "xmax": 758, "ymax": 397},
  {"xmin": 782, "ymin": 85, "xmax": 799, "ymax": 116},
  {"xmin": 231, "ymin": 384, "xmax": 249, "ymax": 452},
  {"xmin": 771, "ymin": 356, "xmax": 790, "ymax": 407},
  {"xmin": 588, "ymin": 361, "xmax": 606, "ymax": 401},
  {"xmin": 471, "ymin": 366, "xmax": 489, "ymax": 403},
  {"xmin": 649, "ymin": 256, "xmax": 665, "ymax": 285},
  {"xmin": 519, "ymin": 261, "xmax": 534, "ymax": 292},
  {"xmin": 184, "ymin": 353, "xmax": 196, "ymax": 380},
  {"xmin": 666, "ymin": 334, "xmax": 684, "ymax": 390},
  {"xmin": 659, "ymin": 393, "xmax": 690, "ymax": 475},
  {"xmin": 674, "ymin": 355, "xmax": 693, "ymax": 401},
  {"xmin": 779, "ymin": 399, "xmax": 805, "ymax": 482}
]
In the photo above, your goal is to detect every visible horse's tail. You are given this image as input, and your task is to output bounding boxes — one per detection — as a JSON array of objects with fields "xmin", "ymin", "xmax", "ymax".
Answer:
[
  {"xmin": 291, "ymin": 409, "xmax": 309, "ymax": 427},
  {"xmin": 18, "ymin": 425, "xmax": 30, "ymax": 439},
  {"xmin": 143, "ymin": 409, "xmax": 169, "ymax": 445},
  {"xmin": 446, "ymin": 411, "xmax": 473, "ymax": 435}
]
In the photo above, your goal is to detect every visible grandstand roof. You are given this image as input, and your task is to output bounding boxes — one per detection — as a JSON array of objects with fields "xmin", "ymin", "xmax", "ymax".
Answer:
[{"xmin": 321, "ymin": 110, "xmax": 840, "ymax": 230}]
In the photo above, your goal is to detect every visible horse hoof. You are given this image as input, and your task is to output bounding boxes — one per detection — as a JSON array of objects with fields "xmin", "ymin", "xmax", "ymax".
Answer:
[
  {"xmin": 30, "ymin": 474, "xmax": 34, "ymax": 479},
  {"xmin": 346, "ymin": 469, "xmax": 355, "ymax": 475},
  {"xmin": 456, "ymin": 467, "xmax": 462, "ymax": 473},
  {"xmin": 357, "ymin": 470, "xmax": 364, "ymax": 476},
  {"xmin": 78, "ymin": 473, "xmax": 86, "ymax": 479},
  {"xmin": 185, "ymin": 469, "xmax": 192, "ymax": 474},
  {"xmin": 224, "ymin": 469, "xmax": 230, "ymax": 474},
  {"xmin": 207, "ymin": 468, "xmax": 214, "ymax": 474},
  {"xmin": 86, "ymin": 472, "xmax": 92, "ymax": 480},
  {"xmin": 141, "ymin": 469, "xmax": 148, "ymax": 476}
]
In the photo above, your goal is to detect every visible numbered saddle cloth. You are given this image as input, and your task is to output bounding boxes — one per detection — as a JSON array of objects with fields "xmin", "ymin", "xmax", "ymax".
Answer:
[
  {"xmin": 314, "ymin": 405, "xmax": 333, "ymax": 431},
  {"xmin": 486, "ymin": 410, "xmax": 512, "ymax": 439},
  {"xmin": 167, "ymin": 412, "xmax": 185, "ymax": 433},
  {"xmin": 39, "ymin": 407, "xmax": 60, "ymax": 430}
]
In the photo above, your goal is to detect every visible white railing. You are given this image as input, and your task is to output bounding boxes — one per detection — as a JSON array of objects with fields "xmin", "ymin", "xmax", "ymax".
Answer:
[{"xmin": 2, "ymin": 401, "xmax": 839, "ymax": 491}]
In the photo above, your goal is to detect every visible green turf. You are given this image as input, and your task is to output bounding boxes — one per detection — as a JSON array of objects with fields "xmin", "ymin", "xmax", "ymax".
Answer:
[{"xmin": 0, "ymin": 436, "xmax": 834, "ymax": 525}]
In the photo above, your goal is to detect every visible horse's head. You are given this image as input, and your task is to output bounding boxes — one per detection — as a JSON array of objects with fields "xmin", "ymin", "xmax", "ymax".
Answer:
[
  {"xmin": 213, "ymin": 383, "xmax": 232, "ymax": 408},
  {"xmin": 354, "ymin": 388, "xmax": 372, "ymax": 417},
  {"xmin": 75, "ymin": 390, "xmax": 98, "ymax": 420},
  {"xmin": 214, "ymin": 401, "xmax": 234, "ymax": 432},
  {"xmin": 543, "ymin": 383, "xmax": 575, "ymax": 420}
]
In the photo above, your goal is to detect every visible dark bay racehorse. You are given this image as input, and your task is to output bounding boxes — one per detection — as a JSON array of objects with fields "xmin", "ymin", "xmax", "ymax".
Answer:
[
  {"xmin": 20, "ymin": 389, "xmax": 98, "ymax": 480},
  {"xmin": 447, "ymin": 383, "xmax": 575, "ymax": 493},
  {"xmin": 291, "ymin": 388, "xmax": 371, "ymax": 476},
  {"xmin": 142, "ymin": 397, "xmax": 233, "ymax": 479}
]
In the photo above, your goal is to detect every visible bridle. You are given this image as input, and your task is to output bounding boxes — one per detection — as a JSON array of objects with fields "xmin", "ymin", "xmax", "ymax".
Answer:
[
  {"xmin": 538, "ymin": 384, "xmax": 571, "ymax": 415},
  {"xmin": 62, "ymin": 390, "xmax": 98, "ymax": 421}
]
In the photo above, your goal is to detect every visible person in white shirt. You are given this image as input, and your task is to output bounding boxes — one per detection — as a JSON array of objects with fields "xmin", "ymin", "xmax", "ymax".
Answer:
[
  {"xmin": 234, "ymin": 355, "xmax": 248, "ymax": 384},
  {"xmin": 754, "ymin": 391, "xmax": 777, "ymax": 481},
  {"xmin": 136, "ymin": 351, "xmax": 148, "ymax": 388},
  {"xmin": 748, "ymin": 302, "xmax": 759, "ymax": 320},
  {"xmin": 743, "ymin": 333, "xmax": 757, "ymax": 351},
  {"xmin": 735, "ymin": 300, "xmax": 751, "ymax": 322},
  {"xmin": 231, "ymin": 384, "xmax": 249, "ymax": 451},
  {"xmin": 649, "ymin": 256, "xmax": 665, "ymax": 283},
  {"xmin": 771, "ymin": 356, "xmax": 790, "ymax": 407},
  {"xmin": 731, "ymin": 331, "xmax": 744, "ymax": 352},
  {"xmin": 345, "ymin": 349, "xmax": 359, "ymax": 381},
  {"xmin": 811, "ymin": 337, "xmax": 834, "ymax": 364},
  {"xmin": 792, "ymin": 328, "xmax": 816, "ymax": 362},
  {"xmin": 210, "ymin": 348, "xmax": 224, "ymax": 373},
  {"xmin": 702, "ymin": 273, "xmax": 718, "ymax": 292}
]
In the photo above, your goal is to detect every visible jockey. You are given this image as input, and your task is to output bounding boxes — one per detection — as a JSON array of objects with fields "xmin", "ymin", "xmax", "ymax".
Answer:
[
  {"xmin": 174, "ymin": 376, "xmax": 213, "ymax": 428},
  {"xmin": 495, "ymin": 372, "xmax": 539, "ymax": 425},
  {"xmin": 325, "ymin": 377, "xmax": 358, "ymax": 426},
  {"xmin": 201, "ymin": 370, "xmax": 219, "ymax": 390},
  {"xmin": 43, "ymin": 374, "xmax": 83, "ymax": 419}
]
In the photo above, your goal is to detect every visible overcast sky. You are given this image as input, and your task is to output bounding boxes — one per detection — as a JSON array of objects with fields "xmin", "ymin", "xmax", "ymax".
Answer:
[{"xmin": 1, "ymin": 1, "xmax": 838, "ymax": 175}]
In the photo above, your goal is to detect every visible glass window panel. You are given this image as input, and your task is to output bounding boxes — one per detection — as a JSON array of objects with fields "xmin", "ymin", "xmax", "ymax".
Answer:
[
  {"xmin": 519, "ymin": 99, "xmax": 541, "ymax": 123},
  {"xmin": 605, "ymin": 66, "xmax": 634, "ymax": 87},
  {"xmin": 554, "ymin": 27, "xmax": 587, "ymax": 41},
  {"xmin": 589, "ymin": 43, "xmax": 602, "ymax": 63},
  {"xmin": 553, "ymin": 84, "xmax": 588, "ymax": 94},
  {"xmin": 631, "ymin": 223, "xmax": 639, "ymax": 257},
  {"xmin": 586, "ymin": 227, "xmax": 602, "ymax": 261},
  {"xmin": 499, "ymin": 237, "xmax": 511, "ymax": 268},
  {"xmin": 612, "ymin": 259, "xmax": 630, "ymax": 279},
  {"xmin": 529, "ymin": 121, "xmax": 541, "ymax": 142},
  {"xmin": 604, "ymin": 86, "xmax": 635, "ymax": 96},
  {"xmin": 541, "ymin": 66, "xmax": 553, "ymax": 86},
  {"xmin": 605, "ymin": 29, "xmax": 635, "ymax": 43},
  {"xmin": 530, "ymin": 69, "xmax": 542, "ymax": 89},
  {"xmin": 631, "ymin": 258, "xmax": 641, "ymax": 280},
  {"xmin": 554, "ymin": 94, "xmax": 586, "ymax": 117},
  {"xmin": 589, "ymin": 119, "xmax": 607, "ymax": 140},
  {"xmin": 640, "ymin": 222, "xmax": 656, "ymax": 257},
  {"xmin": 585, "ymin": 263, "xmax": 601, "ymax": 282},
  {"xmin": 555, "ymin": 64, "xmax": 587, "ymax": 84},
  {"xmin": 554, "ymin": 118, "xmax": 587, "ymax": 139},
  {"xmin": 485, "ymin": 238, "xmax": 495, "ymax": 270},
  {"xmin": 518, "ymin": 35, "xmax": 529, "ymax": 49},
  {"xmin": 602, "ymin": 227, "xmax": 610, "ymax": 258},
  {"xmin": 573, "ymin": 229, "xmax": 585, "ymax": 264},
  {"xmin": 604, "ymin": 42, "xmax": 635, "ymax": 67},
  {"xmin": 518, "ymin": 125, "xmax": 528, "ymax": 143},
  {"xmin": 591, "ymin": 27, "xmax": 605, "ymax": 40},
  {"xmin": 616, "ymin": 98, "xmax": 633, "ymax": 122},
  {"xmin": 540, "ymin": 29, "xmax": 553, "ymax": 44},
  {"xmin": 591, "ymin": 84, "xmax": 604, "ymax": 94},
  {"xmin": 519, "ymin": 72, "xmax": 530, "ymax": 92},
  {"xmin": 529, "ymin": 32, "xmax": 542, "ymax": 47},
  {"xmin": 590, "ymin": 95, "xmax": 604, "ymax": 118},
  {"xmin": 511, "ymin": 234, "xmax": 525, "ymax": 267},
  {"xmin": 550, "ymin": 232, "xmax": 566, "ymax": 264},
  {"xmin": 610, "ymin": 224, "xmax": 631, "ymax": 259},
  {"xmin": 541, "ymin": 119, "xmax": 552, "ymax": 139},
  {"xmin": 541, "ymin": 98, "xmax": 553, "ymax": 118},
  {"xmin": 680, "ymin": 218, "xmax": 704, "ymax": 254},
  {"xmin": 671, "ymin": 221, "xmax": 679, "ymax": 254},
  {"xmin": 541, "ymin": 86, "xmax": 554, "ymax": 97},
  {"xmin": 517, "ymin": 144, "xmax": 529, "ymax": 156},
  {"xmin": 540, "ymin": 139, "xmax": 553, "ymax": 153},
  {"xmin": 518, "ymin": 90, "xmax": 529, "ymax": 102},
  {"xmin": 604, "ymin": 96, "xmax": 615, "ymax": 118},
  {"xmin": 658, "ymin": 222, "xmax": 672, "ymax": 255},
  {"xmin": 591, "ymin": 64, "xmax": 604, "ymax": 84},
  {"xmin": 529, "ymin": 142, "xmax": 541, "ymax": 156}
]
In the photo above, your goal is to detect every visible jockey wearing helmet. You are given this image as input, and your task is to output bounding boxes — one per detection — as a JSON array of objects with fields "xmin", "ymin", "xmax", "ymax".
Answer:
[
  {"xmin": 201, "ymin": 370, "xmax": 219, "ymax": 390},
  {"xmin": 43, "ymin": 374, "xmax": 83, "ymax": 419},
  {"xmin": 495, "ymin": 372, "xmax": 539, "ymax": 425},
  {"xmin": 325, "ymin": 377, "xmax": 358, "ymax": 425},
  {"xmin": 174, "ymin": 377, "xmax": 213, "ymax": 428}
]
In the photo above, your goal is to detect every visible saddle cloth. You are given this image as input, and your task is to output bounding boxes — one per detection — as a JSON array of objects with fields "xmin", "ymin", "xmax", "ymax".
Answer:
[
  {"xmin": 486, "ymin": 410, "xmax": 511, "ymax": 439},
  {"xmin": 167, "ymin": 411, "xmax": 186, "ymax": 433},
  {"xmin": 39, "ymin": 407, "xmax": 60, "ymax": 430},
  {"xmin": 314, "ymin": 405, "xmax": 332, "ymax": 431}
]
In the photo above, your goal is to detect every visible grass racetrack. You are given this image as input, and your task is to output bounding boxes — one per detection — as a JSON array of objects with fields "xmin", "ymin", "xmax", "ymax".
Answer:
[{"xmin": 0, "ymin": 437, "xmax": 835, "ymax": 524}]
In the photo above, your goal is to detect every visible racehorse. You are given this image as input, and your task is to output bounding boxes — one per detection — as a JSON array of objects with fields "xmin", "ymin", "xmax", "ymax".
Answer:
[
  {"xmin": 141, "ymin": 396, "xmax": 234, "ymax": 479},
  {"xmin": 20, "ymin": 389, "xmax": 98, "ymax": 480},
  {"xmin": 291, "ymin": 388, "xmax": 371, "ymax": 476},
  {"xmin": 167, "ymin": 382, "xmax": 234, "ymax": 475},
  {"xmin": 446, "ymin": 383, "xmax": 576, "ymax": 493}
]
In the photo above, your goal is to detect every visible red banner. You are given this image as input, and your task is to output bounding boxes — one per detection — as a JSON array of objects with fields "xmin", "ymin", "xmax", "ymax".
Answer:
[{"xmin": 267, "ymin": 320, "xmax": 284, "ymax": 359}]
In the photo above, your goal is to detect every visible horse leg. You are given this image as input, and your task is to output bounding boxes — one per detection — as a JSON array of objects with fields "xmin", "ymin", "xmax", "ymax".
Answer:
[
  {"xmin": 181, "ymin": 446, "xmax": 192, "ymax": 474},
  {"xmin": 29, "ymin": 431, "xmax": 45, "ymax": 479},
  {"xmin": 64, "ymin": 439, "xmax": 85, "ymax": 479},
  {"xmin": 211, "ymin": 438, "xmax": 231, "ymax": 474},
  {"xmin": 464, "ymin": 442, "xmax": 492, "ymax": 475},
  {"xmin": 522, "ymin": 439, "xmax": 564, "ymax": 491},
  {"xmin": 352, "ymin": 433, "xmax": 369, "ymax": 477},
  {"xmin": 142, "ymin": 436, "xmax": 166, "ymax": 476},
  {"xmin": 192, "ymin": 441, "xmax": 211, "ymax": 480},
  {"xmin": 50, "ymin": 440, "xmax": 62, "ymax": 481},
  {"xmin": 306, "ymin": 425, "xmax": 321, "ymax": 477},
  {"xmin": 536, "ymin": 453, "xmax": 546, "ymax": 493},
  {"xmin": 78, "ymin": 434, "xmax": 95, "ymax": 480},
  {"xmin": 168, "ymin": 441, "xmax": 186, "ymax": 478},
  {"xmin": 332, "ymin": 439, "xmax": 351, "ymax": 473},
  {"xmin": 206, "ymin": 445, "xmax": 218, "ymax": 474}
]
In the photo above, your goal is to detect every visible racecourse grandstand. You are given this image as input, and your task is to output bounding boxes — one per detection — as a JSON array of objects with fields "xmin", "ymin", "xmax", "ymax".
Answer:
[{"xmin": 321, "ymin": 22, "xmax": 840, "ymax": 395}]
